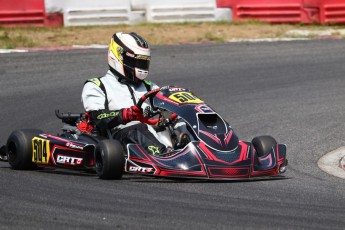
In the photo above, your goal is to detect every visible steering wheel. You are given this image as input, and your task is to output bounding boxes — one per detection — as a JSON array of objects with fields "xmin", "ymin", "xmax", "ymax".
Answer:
[{"xmin": 136, "ymin": 88, "xmax": 177, "ymax": 125}]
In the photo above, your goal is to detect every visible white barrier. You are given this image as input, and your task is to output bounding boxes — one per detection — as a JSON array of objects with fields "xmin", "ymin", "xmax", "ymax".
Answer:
[
  {"xmin": 45, "ymin": 0, "xmax": 65, "ymax": 13},
  {"xmin": 45, "ymin": 0, "xmax": 131, "ymax": 26},
  {"xmin": 146, "ymin": 0, "xmax": 223, "ymax": 23},
  {"xmin": 65, "ymin": 0, "xmax": 131, "ymax": 26},
  {"xmin": 128, "ymin": 0, "xmax": 146, "ymax": 24},
  {"xmin": 44, "ymin": 0, "xmax": 231, "ymax": 26},
  {"xmin": 216, "ymin": 8, "xmax": 232, "ymax": 21}
]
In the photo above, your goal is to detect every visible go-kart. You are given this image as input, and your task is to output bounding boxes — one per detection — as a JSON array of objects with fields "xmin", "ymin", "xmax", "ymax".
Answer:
[{"xmin": 2, "ymin": 86, "xmax": 287, "ymax": 180}]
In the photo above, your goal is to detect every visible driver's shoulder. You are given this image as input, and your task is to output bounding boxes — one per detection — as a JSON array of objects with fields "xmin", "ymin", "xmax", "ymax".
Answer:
[{"xmin": 85, "ymin": 77, "xmax": 102, "ymax": 86}]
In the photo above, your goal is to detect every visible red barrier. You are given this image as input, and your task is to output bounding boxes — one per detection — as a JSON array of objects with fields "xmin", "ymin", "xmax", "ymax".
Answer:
[
  {"xmin": 0, "ymin": 0, "xmax": 45, "ymax": 26},
  {"xmin": 217, "ymin": 0, "xmax": 345, "ymax": 24},
  {"xmin": 216, "ymin": 0, "xmax": 234, "ymax": 8},
  {"xmin": 0, "ymin": 0, "xmax": 62, "ymax": 27},
  {"xmin": 223, "ymin": 0, "xmax": 321, "ymax": 24},
  {"xmin": 301, "ymin": 0, "xmax": 320, "ymax": 24},
  {"xmin": 320, "ymin": 0, "xmax": 345, "ymax": 24},
  {"xmin": 45, "ymin": 13, "xmax": 63, "ymax": 27}
]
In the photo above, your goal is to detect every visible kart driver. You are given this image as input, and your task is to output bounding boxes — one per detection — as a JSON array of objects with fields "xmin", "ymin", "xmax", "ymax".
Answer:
[{"xmin": 81, "ymin": 32, "xmax": 167, "ymax": 155}]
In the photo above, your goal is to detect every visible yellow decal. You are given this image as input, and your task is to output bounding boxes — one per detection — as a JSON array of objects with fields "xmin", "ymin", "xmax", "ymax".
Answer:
[
  {"xmin": 32, "ymin": 137, "xmax": 51, "ymax": 164},
  {"xmin": 96, "ymin": 111, "xmax": 119, "ymax": 120},
  {"xmin": 169, "ymin": 92, "xmax": 203, "ymax": 104},
  {"xmin": 109, "ymin": 39, "xmax": 123, "ymax": 64},
  {"xmin": 148, "ymin": 146, "xmax": 160, "ymax": 155}
]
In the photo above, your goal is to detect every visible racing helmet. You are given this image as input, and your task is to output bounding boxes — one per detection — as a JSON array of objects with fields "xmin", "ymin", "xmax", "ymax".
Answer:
[{"xmin": 108, "ymin": 32, "xmax": 151, "ymax": 84}]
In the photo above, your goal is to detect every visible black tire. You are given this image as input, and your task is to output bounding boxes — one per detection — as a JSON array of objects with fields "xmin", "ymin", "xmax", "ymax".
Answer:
[
  {"xmin": 252, "ymin": 135, "xmax": 277, "ymax": 157},
  {"xmin": 95, "ymin": 139, "xmax": 125, "ymax": 180},
  {"xmin": 6, "ymin": 129, "xmax": 43, "ymax": 170}
]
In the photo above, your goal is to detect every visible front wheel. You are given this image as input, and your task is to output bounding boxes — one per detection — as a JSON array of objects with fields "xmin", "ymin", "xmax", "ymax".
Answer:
[
  {"xmin": 7, "ymin": 129, "xmax": 43, "ymax": 170},
  {"xmin": 252, "ymin": 135, "xmax": 277, "ymax": 157},
  {"xmin": 95, "ymin": 140, "xmax": 125, "ymax": 180}
]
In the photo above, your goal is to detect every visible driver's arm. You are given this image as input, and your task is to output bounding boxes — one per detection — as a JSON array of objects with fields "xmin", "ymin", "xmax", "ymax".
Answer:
[
  {"xmin": 88, "ymin": 110, "xmax": 124, "ymax": 130},
  {"xmin": 82, "ymin": 82, "xmax": 122, "ymax": 131},
  {"xmin": 82, "ymin": 82, "xmax": 143, "ymax": 131},
  {"xmin": 88, "ymin": 106, "xmax": 141, "ymax": 131}
]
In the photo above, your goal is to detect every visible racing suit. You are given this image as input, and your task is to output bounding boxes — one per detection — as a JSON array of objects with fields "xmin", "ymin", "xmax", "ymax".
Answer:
[{"xmin": 81, "ymin": 70, "xmax": 167, "ymax": 154}]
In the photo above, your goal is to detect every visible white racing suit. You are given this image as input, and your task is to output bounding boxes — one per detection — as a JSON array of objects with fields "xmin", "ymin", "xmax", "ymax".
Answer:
[{"xmin": 81, "ymin": 70, "xmax": 167, "ymax": 154}]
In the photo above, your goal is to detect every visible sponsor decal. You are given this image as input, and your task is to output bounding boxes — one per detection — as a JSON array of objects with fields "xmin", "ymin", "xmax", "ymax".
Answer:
[
  {"xmin": 116, "ymin": 46, "xmax": 123, "ymax": 54},
  {"xmin": 129, "ymin": 166, "xmax": 153, "ymax": 173},
  {"xmin": 195, "ymin": 104, "xmax": 214, "ymax": 113},
  {"xmin": 161, "ymin": 86, "xmax": 170, "ymax": 90},
  {"xmin": 38, "ymin": 134, "xmax": 48, "ymax": 138},
  {"xmin": 96, "ymin": 111, "xmax": 119, "ymax": 120},
  {"xmin": 136, "ymin": 55, "xmax": 150, "ymax": 60},
  {"xmin": 148, "ymin": 146, "xmax": 160, "ymax": 155},
  {"xmin": 56, "ymin": 155, "xmax": 83, "ymax": 165},
  {"xmin": 66, "ymin": 142, "xmax": 84, "ymax": 150},
  {"xmin": 169, "ymin": 87, "xmax": 186, "ymax": 92},
  {"xmin": 126, "ymin": 52, "xmax": 135, "ymax": 58},
  {"xmin": 110, "ymin": 39, "xmax": 123, "ymax": 63}
]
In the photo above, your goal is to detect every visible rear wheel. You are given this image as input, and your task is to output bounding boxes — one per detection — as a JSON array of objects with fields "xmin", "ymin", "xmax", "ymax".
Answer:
[
  {"xmin": 252, "ymin": 135, "xmax": 277, "ymax": 157},
  {"xmin": 95, "ymin": 139, "xmax": 125, "ymax": 180},
  {"xmin": 7, "ymin": 129, "xmax": 43, "ymax": 170}
]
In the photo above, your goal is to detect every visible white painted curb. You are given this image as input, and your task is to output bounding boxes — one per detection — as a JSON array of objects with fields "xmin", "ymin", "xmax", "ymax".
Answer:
[
  {"xmin": 227, "ymin": 38, "xmax": 310, "ymax": 43},
  {"xmin": 0, "ymin": 49, "xmax": 28, "ymax": 53},
  {"xmin": 317, "ymin": 147, "xmax": 345, "ymax": 179}
]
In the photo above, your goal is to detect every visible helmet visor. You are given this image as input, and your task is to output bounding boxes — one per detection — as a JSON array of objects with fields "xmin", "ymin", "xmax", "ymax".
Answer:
[{"xmin": 124, "ymin": 52, "xmax": 150, "ymax": 71}]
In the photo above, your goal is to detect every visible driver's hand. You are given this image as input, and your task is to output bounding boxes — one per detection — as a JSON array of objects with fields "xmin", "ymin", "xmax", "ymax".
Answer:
[{"xmin": 121, "ymin": 105, "xmax": 143, "ymax": 124}]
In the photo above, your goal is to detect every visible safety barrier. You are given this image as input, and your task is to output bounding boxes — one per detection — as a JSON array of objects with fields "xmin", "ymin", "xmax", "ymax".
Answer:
[
  {"xmin": 63, "ymin": 0, "xmax": 131, "ymax": 26},
  {"xmin": 320, "ymin": 0, "xmax": 345, "ymax": 24},
  {"xmin": 146, "ymin": 0, "xmax": 224, "ymax": 23},
  {"xmin": 44, "ymin": 13, "xmax": 63, "ymax": 27},
  {"xmin": 216, "ymin": 0, "xmax": 345, "ymax": 24},
  {"xmin": 228, "ymin": 0, "xmax": 320, "ymax": 24},
  {"xmin": 235, "ymin": 3, "xmax": 303, "ymax": 23},
  {"xmin": 216, "ymin": 0, "xmax": 233, "ymax": 8},
  {"xmin": 0, "ymin": 0, "xmax": 46, "ymax": 26},
  {"xmin": 59, "ymin": 0, "xmax": 131, "ymax": 26},
  {"xmin": 3, "ymin": 0, "xmax": 344, "ymax": 26}
]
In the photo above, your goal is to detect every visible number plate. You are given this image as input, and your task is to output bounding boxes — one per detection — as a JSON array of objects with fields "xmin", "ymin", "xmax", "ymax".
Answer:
[
  {"xmin": 32, "ymin": 137, "xmax": 51, "ymax": 164},
  {"xmin": 169, "ymin": 92, "xmax": 203, "ymax": 104}
]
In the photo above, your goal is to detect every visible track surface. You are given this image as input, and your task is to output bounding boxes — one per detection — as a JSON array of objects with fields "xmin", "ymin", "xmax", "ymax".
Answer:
[{"xmin": 1, "ymin": 40, "xmax": 345, "ymax": 229}]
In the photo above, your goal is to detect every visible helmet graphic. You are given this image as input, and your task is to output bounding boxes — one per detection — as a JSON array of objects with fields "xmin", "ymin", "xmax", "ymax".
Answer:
[{"xmin": 108, "ymin": 32, "xmax": 150, "ymax": 84}]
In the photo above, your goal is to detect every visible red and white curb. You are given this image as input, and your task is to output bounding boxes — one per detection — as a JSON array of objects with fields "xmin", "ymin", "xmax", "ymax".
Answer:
[{"xmin": 318, "ymin": 147, "xmax": 345, "ymax": 179}]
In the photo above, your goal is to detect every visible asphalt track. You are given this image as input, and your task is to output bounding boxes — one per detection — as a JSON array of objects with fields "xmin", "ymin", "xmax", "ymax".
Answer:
[{"xmin": 1, "ymin": 40, "xmax": 345, "ymax": 229}]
